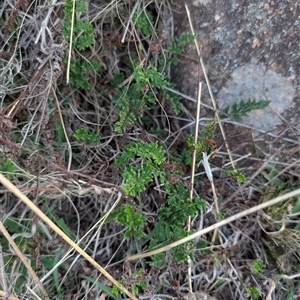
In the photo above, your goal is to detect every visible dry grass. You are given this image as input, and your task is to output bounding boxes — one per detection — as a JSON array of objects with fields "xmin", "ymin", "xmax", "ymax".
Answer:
[{"xmin": 0, "ymin": 0, "xmax": 300, "ymax": 299}]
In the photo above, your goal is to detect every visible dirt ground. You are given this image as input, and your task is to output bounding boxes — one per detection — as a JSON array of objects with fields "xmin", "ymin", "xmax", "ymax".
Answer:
[{"xmin": 172, "ymin": 0, "xmax": 300, "ymax": 132}]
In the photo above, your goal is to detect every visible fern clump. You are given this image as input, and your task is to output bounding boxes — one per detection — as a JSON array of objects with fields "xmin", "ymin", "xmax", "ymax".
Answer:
[
  {"xmin": 111, "ymin": 33, "xmax": 196, "ymax": 133},
  {"xmin": 116, "ymin": 140, "xmax": 207, "ymax": 264},
  {"xmin": 112, "ymin": 65, "xmax": 176, "ymax": 133},
  {"xmin": 116, "ymin": 141, "xmax": 165, "ymax": 196}
]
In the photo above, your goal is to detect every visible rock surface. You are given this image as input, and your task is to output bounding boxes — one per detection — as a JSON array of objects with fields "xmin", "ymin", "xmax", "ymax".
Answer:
[
  {"xmin": 172, "ymin": 0, "xmax": 300, "ymax": 130},
  {"xmin": 217, "ymin": 63, "xmax": 295, "ymax": 131}
]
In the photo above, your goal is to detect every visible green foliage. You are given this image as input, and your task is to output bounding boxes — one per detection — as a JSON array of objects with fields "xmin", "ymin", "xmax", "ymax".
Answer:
[
  {"xmin": 73, "ymin": 127, "xmax": 100, "ymax": 144},
  {"xmin": 115, "ymin": 204, "xmax": 145, "ymax": 240},
  {"xmin": 111, "ymin": 32, "xmax": 196, "ymax": 132},
  {"xmin": 252, "ymin": 259, "xmax": 265, "ymax": 273},
  {"xmin": 186, "ymin": 117, "xmax": 217, "ymax": 164},
  {"xmin": 112, "ymin": 279, "xmax": 125, "ymax": 297},
  {"xmin": 68, "ymin": 58, "xmax": 101, "ymax": 90},
  {"xmin": 116, "ymin": 140, "xmax": 165, "ymax": 167},
  {"xmin": 247, "ymin": 286, "xmax": 262, "ymax": 300},
  {"xmin": 63, "ymin": 0, "xmax": 95, "ymax": 50},
  {"xmin": 0, "ymin": 158, "xmax": 15, "ymax": 180},
  {"xmin": 164, "ymin": 83, "xmax": 182, "ymax": 115},
  {"xmin": 222, "ymin": 98, "xmax": 270, "ymax": 122},
  {"xmin": 160, "ymin": 182, "xmax": 206, "ymax": 227},
  {"xmin": 63, "ymin": 0, "xmax": 101, "ymax": 89},
  {"xmin": 170, "ymin": 32, "xmax": 197, "ymax": 55},
  {"xmin": 113, "ymin": 65, "xmax": 173, "ymax": 133},
  {"xmin": 116, "ymin": 141, "xmax": 165, "ymax": 196},
  {"xmin": 116, "ymin": 140, "xmax": 207, "ymax": 264},
  {"xmin": 133, "ymin": 65, "xmax": 167, "ymax": 88},
  {"xmin": 227, "ymin": 169, "xmax": 247, "ymax": 184},
  {"xmin": 133, "ymin": 8, "xmax": 154, "ymax": 36},
  {"xmin": 260, "ymin": 170, "xmax": 300, "ymax": 276},
  {"xmin": 112, "ymin": 270, "xmax": 148, "ymax": 296},
  {"xmin": 149, "ymin": 182, "xmax": 206, "ymax": 265}
]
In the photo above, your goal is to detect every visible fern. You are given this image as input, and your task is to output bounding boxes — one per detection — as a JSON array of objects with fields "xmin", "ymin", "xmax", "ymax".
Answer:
[
  {"xmin": 63, "ymin": 0, "xmax": 95, "ymax": 50},
  {"xmin": 63, "ymin": 0, "xmax": 100, "ymax": 89},
  {"xmin": 222, "ymin": 98, "xmax": 270, "ymax": 122},
  {"xmin": 149, "ymin": 182, "xmax": 206, "ymax": 266},
  {"xmin": 132, "ymin": 8, "xmax": 154, "ymax": 37},
  {"xmin": 116, "ymin": 140, "xmax": 208, "ymax": 265},
  {"xmin": 170, "ymin": 32, "xmax": 196, "ymax": 55},
  {"xmin": 111, "ymin": 32, "xmax": 196, "ymax": 132},
  {"xmin": 115, "ymin": 204, "xmax": 145, "ymax": 240},
  {"xmin": 116, "ymin": 141, "xmax": 165, "ymax": 196}
]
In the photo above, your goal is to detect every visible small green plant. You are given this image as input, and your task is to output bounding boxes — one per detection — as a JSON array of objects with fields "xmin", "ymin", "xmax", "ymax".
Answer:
[
  {"xmin": 63, "ymin": 0, "xmax": 95, "ymax": 50},
  {"xmin": 116, "ymin": 140, "xmax": 207, "ymax": 265},
  {"xmin": 116, "ymin": 140, "xmax": 166, "ymax": 196},
  {"xmin": 222, "ymin": 98, "xmax": 270, "ymax": 121},
  {"xmin": 252, "ymin": 259, "xmax": 265, "ymax": 273},
  {"xmin": 149, "ymin": 181, "xmax": 206, "ymax": 265},
  {"xmin": 112, "ymin": 270, "xmax": 148, "ymax": 297},
  {"xmin": 63, "ymin": 0, "xmax": 101, "ymax": 89},
  {"xmin": 227, "ymin": 169, "xmax": 247, "ymax": 184},
  {"xmin": 247, "ymin": 286, "xmax": 262, "ymax": 300},
  {"xmin": 0, "ymin": 158, "xmax": 15, "ymax": 180},
  {"xmin": 112, "ymin": 65, "xmax": 172, "ymax": 133},
  {"xmin": 111, "ymin": 32, "xmax": 196, "ymax": 133},
  {"xmin": 73, "ymin": 127, "xmax": 100, "ymax": 144},
  {"xmin": 115, "ymin": 204, "xmax": 145, "ymax": 240},
  {"xmin": 186, "ymin": 117, "xmax": 217, "ymax": 164},
  {"xmin": 68, "ymin": 59, "xmax": 101, "ymax": 90},
  {"xmin": 133, "ymin": 8, "xmax": 154, "ymax": 37},
  {"xmin": 169, "ymin": 32, "xmax": 197, "ymax": 65}
]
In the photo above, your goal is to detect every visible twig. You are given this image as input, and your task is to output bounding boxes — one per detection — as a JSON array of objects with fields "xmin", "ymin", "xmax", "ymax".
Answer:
[
  {"xmin": 127, "ymin": 187, "xmax": 300, "ymax": 261},
  {"xmin": 0, "ymin": 244, "xmax": 8, "ymax": 292},
  {"xmin": 0, "ymin": 174, "xmax": 138, "ymax": 300},
  {"xmin": 66, "ymin": 0, "xmax": 76, "ymax": 84},
  {"xmin": 121, "ymin": 0, "xmax": 141, "ymax": 43},
  {"xmin": 185, "ymin": 4, "xmax": 235, "ymax": 170},
  {"xmin": 187, "ymin": 81, "xmax": 202, "ymax": 292},
  {"xmin": 0, "ymin": 222, "xmax": 50, "ymax": 300},
  {"xmin": 202, "ymin": 152, "xmax": 219, "ymax": 248}
]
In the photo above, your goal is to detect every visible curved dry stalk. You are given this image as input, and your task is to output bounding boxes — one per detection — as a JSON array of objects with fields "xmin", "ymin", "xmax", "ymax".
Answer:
[
  {"xmin": 127, "ymin": 187, "xmax": 300, "ymax": 261},
  {"xmin": 0, "ymin": 174, "xmax": 138, "ymax": 300}
]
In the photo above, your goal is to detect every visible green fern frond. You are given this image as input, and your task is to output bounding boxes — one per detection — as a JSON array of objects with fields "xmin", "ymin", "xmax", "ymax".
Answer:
[
  {"xmin": 223, "ymin": 98, "xmax": 270, "ymax": 121},
  {"xmin": 170, "ymin": 33, "xmax": 196, "ymax": 55}
]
